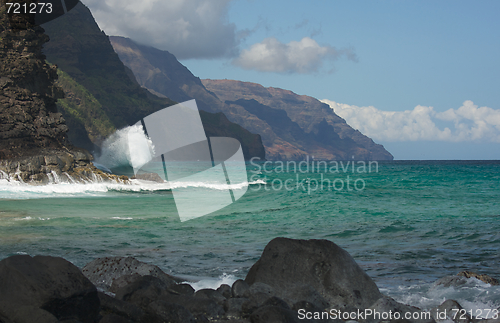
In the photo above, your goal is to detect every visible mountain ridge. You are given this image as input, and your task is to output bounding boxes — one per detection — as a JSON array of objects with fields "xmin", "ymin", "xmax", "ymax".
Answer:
[
  {"xmin": 109, "ymin": 35, "xmax": 392, "ymax": 160},
  {"xmin": 203, "ymin": 79, "xmax": 393, "ymax": 160},
  {"xmin": 41, "ymin": 2, "xmax": 265, "ymax": 160}
]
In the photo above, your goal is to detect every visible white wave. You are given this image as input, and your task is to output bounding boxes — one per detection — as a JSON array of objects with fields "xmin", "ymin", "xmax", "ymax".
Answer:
[
  {"xmin": 188, "ymin": 273, "xmax": 237, "ymax": 291},
  {"xmin": 14, "ymin": 216, "xmax": 33, "ymax": 221},
  {"xmin": 94, "ymin": 125, "xmax": 155, "ymax": 171},
  {"xmin": 0, "ymin": 178, "xmax": 262, "ymax": 199},
  {"xmin": 111, "ymin": 217, "xmax": 133, "ymax": 220},
  {"xmin": 168, "ymin": 180, "xmax": 256, "ymax": 191}
]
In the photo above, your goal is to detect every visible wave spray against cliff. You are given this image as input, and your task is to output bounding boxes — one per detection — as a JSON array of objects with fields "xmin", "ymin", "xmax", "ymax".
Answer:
[{"xmin": 94, "ymin": 125, "xmax": 155, "ymax": 175}]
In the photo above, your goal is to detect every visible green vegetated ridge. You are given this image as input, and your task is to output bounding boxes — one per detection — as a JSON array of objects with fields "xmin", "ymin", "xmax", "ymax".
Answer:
[
  {"xmin": 55, "ymin": 68, "xmax": 116, "ymax": 151},
  {"xmin": 42, "ymin": 2, "xmax": 265, "ymax": 159},
  {"xmin": 42, "ymin": 2, "xmax": 175, "ymax": 127}
]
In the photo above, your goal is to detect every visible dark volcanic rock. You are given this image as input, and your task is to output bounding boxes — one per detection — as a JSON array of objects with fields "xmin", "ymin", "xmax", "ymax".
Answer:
[
  {"xmin": 0, "ymin": 255, "xmax": 100, "ymax": 323},
  {"xmin": 169, "ymin": 283, "xmax": 195, "ymax": 296},
  {"xmin": 114, "ymin": 275, "xmax": 171, "ymax": 309},
  {"xmin": 245, "ymin": 237, "xmax": 382, "ymax": 311},
  {"xmin": 217, "ymin": 284, "xmax": 232, "ymax": 299},
  {"xmin": 232, "ymin": 279, "xmax": 251, "ymax": 298},
  {"xmin": 147, "ymin": 300, "xmax": 196, "ymax": 323},
  {"xmin": 0, "ymin": 2, "xmax": 67, "ymax": 159},
  {"xmin": 82, "ymin": 256, "xmax": 179, "ymax": 293},
  {"xmin": 98, "ymin": 291, "xmax": 144, "ymax": 322},
  {"xmin": 0, "ymin": 2, "xmax": 125, "ymax": 183},
  {"xmin": 194, "ymin": 288, "xmax": 226, "ymax": 307}
]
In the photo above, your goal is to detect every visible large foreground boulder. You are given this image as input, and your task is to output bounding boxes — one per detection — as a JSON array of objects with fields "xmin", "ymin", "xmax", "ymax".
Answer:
[
  {"xmin": 245, "ymin": 237, "xmax": 382, "ymax": 311},
  {"xmin": 0, "ymin": 255, "xmax": 100, "ymax": 323}
]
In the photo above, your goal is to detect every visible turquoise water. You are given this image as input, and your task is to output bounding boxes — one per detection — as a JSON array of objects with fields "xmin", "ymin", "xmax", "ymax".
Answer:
[{"xmin": 1, "ymin": 160, "xmax": 499, "ymax": 309}]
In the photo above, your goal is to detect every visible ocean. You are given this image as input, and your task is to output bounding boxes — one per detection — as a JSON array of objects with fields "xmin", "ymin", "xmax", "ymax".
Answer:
[{"xmin": 1, "ymin": 159, "xmax": 499, "ymax": 313}]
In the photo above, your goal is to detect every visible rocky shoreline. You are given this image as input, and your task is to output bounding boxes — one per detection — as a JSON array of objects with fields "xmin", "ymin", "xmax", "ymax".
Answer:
[
  {"xmin": 0, "ymin": 148, "xmax": 128, "ymax": 184},
  {"xmin": 0, "ymin": 3, "xmax": 127, "ymax": 185},
  {"xmin": 0, "ymin": 237, "xmax": 498, "ymax": 323}
]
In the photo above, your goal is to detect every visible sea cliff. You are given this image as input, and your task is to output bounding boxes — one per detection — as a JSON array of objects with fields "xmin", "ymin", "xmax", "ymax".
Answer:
[{"xmin": 0, "ymin": 1, "xmax": 124, "ymax": 183}]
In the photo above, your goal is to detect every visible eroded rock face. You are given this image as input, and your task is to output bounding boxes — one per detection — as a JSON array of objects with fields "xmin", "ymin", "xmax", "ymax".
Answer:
[
  {"xmin": 245, "ymin": 237, "xmax": 382, "ymax": 311},
  {"xmin": 0, "ymin": 2, "xmax": 67, "ymax": 159},
  {"xmin": 0, "ymin": 4, "xmax": 126, "ymax": 183}
]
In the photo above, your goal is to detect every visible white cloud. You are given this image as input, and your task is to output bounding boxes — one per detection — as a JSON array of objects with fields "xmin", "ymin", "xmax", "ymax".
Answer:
[
  {"xmin": 320, "ymin": 99, "xmax": 500, "ymax": 142},
  {"xmin": 82, "ymin": 0, "xmax": 238, "ymax": 59},
  {"xmin": 232, "ymin": 37, "xmax": 356, "ymax": 73}
]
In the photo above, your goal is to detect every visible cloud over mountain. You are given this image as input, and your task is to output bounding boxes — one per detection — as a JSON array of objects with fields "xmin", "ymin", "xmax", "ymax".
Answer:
[
  {"xmin": 321, "ymin": 100, "xmax": 500, "ymax": 142},
  {"xmin": 84, "ymin": 0, "xmax": 238, "ymax": 59},
  {"xmin": 232, "ymin": 37, "xmax": 356, "ymax": 74}
]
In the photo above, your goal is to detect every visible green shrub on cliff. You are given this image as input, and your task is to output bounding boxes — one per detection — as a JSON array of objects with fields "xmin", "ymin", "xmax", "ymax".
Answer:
[{"xmin": 55, "ymin": 69, "xmax": 116, "ymax": 152}]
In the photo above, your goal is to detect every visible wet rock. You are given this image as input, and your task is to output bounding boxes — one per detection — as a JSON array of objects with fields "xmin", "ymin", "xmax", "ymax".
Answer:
[
  {"xmin": 132, "ymin": 173, "xmax": 165, "ymax": 183},
  {"xmin": 225, "ymin": 298, "xmax": 249, "ymax": 319},
  {"xmin": 243, "ymin": 282, "xmax": 276, "ymax": 299},
  {"xmin": 115, "ymin": 275, "xmax": 171, "ymax": 309},
  {"xmin": 98, "ymin": 292, "xmax": 144, "ymax": 322},
  {"xmin": 241, "ymin": 282, "xmax": 279, "ymax": 316},
  {"xmin": 245, "ymin": 237, "xmax": 382, "ymax": 311},
  {"xmin": 457, "ymin": 271, "xmax": 499, "ymax": 286},
  {"xmin": 169, "ymin": 283, "xmax": 195, "ymax": 296},
  {"xmin": 262, "ymin": 297, "xmax": 291, "ymax": 310},
  {"xmin": 194, "ymin": 288, "xmax": 226, "ymax": 306},
  {"xmin": 159, "ymin": 293, "xmax": 225, "ymax": 320},
  {"xmin": 82, "ymin": 256, "xmax": 179, "ymax": 293},
  {"xmin": 110, "ymin": 274, "xmax": 142, "ymax": 294},
  {"xmin": 0, "ymin": 255, "xmax": 99, "ymax": 323},
  {"xmin": 147, "ymin": 300, "xmax": 196, "ymax": 323},
  {"xmin": 218, "ymin": 284, "xmax": 232, "ymax": 299},
  {"xmin": 233, "ymin": 279, "xmax": 250, "ymax": 298},
  {"xmin": 287, "ymin": 284, "xmax": 329, "ymax": 310},
  {"xmin": 0, "ymin": 149, "xmax": 127, "ymax": 184}
]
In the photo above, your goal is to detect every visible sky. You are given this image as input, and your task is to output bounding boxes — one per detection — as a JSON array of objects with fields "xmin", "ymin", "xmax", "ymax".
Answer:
[{"xmin": 82, "ymin": 0, "xmax": 500, "ymax": 160}]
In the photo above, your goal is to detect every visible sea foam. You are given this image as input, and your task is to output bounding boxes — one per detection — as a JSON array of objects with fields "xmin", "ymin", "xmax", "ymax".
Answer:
[{"xmin": 94, "ymin": 125, "xmax": 155, "ymax": 173}]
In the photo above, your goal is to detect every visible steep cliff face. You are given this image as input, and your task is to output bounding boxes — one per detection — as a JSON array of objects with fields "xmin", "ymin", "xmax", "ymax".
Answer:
[
  {"xmin": 42, "ymin": 4, "xmax": 265, "ymax": 160},
  {"xmin": 0, "ymin": 2, "xmax": 68, "ymax": 159},
  {"xmin": 0, "ymin": 2, "xmax": 123, "ymax": 183}
]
